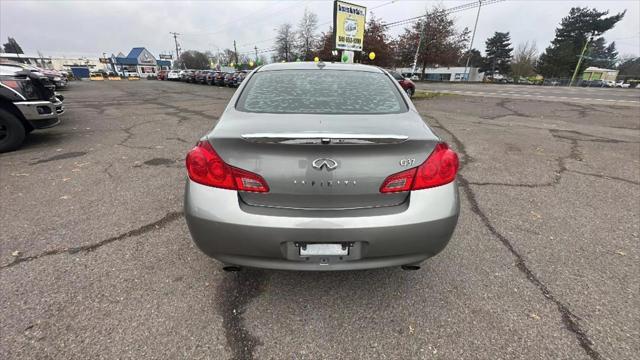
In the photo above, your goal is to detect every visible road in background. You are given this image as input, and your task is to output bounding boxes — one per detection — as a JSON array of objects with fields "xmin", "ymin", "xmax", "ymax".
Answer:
[
  {"xmin": 416, "ymin": 82, "xmax": 640, "ymax": 106},
  {"xmin": 1, "ymin": 81, "xmax": 638, "ymax": 359}
]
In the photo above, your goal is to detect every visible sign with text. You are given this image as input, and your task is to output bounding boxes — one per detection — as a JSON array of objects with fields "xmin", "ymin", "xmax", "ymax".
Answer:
[
  {"xmin": 159, "ymin": 54, "xmax": 173, "ymax": 60},
  {"xmin": 333, "ymin": 1, "xmax": 366, "ymax": 51}
]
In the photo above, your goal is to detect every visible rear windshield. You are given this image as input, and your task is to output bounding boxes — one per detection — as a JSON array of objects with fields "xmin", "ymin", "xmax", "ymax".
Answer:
[{"xmin": 236, "ymin": 69, "xmax": 407, "ymax": 114}]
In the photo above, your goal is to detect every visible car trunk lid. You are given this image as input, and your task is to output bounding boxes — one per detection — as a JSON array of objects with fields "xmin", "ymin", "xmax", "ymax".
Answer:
[{"xmin": 210, "ymin": 111, "xmax": 439, "ymax": 210}]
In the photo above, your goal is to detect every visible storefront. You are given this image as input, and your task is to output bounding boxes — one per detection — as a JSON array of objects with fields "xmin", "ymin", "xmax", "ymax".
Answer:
[{"xmin": 112, "ymin": 47, "xmax": 160, "ymax": 77}]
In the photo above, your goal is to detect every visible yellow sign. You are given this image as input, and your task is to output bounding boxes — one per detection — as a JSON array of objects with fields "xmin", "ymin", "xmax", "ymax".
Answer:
[
  {"xmin": 334, "ymin": 1, "xmax": 366, "ymax": 51},
  {"xmin": 369, "ymin": 52, "xmax": 375, "ymax": 60}
]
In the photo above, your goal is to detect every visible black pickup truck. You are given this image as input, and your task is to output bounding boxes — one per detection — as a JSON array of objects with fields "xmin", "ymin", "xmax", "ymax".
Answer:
[{"xmin": 0, "ymin": 63, "xmax": 64, "ymax": 153}]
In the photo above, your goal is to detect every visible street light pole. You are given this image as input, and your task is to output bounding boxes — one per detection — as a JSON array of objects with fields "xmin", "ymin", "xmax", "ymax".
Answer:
[
  {"xmin": 569, "ymin": 32, "xmax": 594, "ymax": 87},
  {"xmin": 463, "ymin": 0, "xmax": 482, "ymax": 82}
]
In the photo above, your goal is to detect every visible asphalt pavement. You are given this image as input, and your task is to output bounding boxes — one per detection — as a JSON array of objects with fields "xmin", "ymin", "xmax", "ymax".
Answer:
[
  {"xmin": 415, "ymin": 82, "xmax": 640, "ymax": 106},
  {"xmin": 1, "ymin": 80, "xmax": 638, "ymax": 360}
]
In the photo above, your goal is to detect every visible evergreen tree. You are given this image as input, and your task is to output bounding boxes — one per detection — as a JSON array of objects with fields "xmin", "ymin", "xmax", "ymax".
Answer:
[
  {"xmin": 3, "ymin": 37, "xmax": 24, "ymax": 54},
  {"xmin": 537, "ymin": 7, "xmax": 625, "ymax": 77},
  {"xmin": 587, "ymin": 38, "xmax": 618, "ymax": 69},
  {"xmin": 459, "ymin": 49, "xmax": 484, "ymax": 68},
  {"xmin": 483, "ymin": 32, "xmax": 513, "ymax": 75}
]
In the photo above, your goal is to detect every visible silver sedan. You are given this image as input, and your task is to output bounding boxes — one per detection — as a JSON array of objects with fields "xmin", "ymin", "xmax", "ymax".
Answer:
[{"xmin": 184, "ymin": 62, "xmax": 460, "ymax": 271}]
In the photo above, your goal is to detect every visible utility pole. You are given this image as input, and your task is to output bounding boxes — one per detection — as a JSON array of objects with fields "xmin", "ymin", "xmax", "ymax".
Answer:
[
  {"xmin": 569, "ymin": 32, "xmax": 594, "ymax": 87},
  {"xmin": 254, "ymin": 46, "xmax": 259, "ymax": 62},
  {"xmin": 411, "ymin": 9, "xmax": 428, "ymax": 79},
  {"xmin": 463, "ymin": 0, "xmax": 482, "ymax": 82},
  {"xmin": 170, "ymin": 32, "xmax": 181, "ymax": 68},
  {"xmin": 233, "ymin": 40, "xmax": 238, "ymax": 66}
]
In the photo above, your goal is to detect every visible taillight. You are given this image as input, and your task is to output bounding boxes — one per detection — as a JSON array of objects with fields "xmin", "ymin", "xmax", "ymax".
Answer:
[
  {"xmin": 380, "ymin": 143, "xmax": 459, "ymax": 193},
  {"xmin": 186, "ymin": 141, "xmax": 269, "ymax": 192}
]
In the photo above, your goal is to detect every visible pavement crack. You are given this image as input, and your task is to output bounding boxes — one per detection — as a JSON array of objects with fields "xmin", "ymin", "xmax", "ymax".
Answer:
[
  {"xmin": 30, "ymin": 151, "xmax": 87, "ymax": 165},
  {"xmin": 117, "ymin": 119, "xmax": 158, "ymax": 148},
  {"xmin": 217, "ymin": 270, "xmax": 269, "ymax": 360},
  {"xmin": 428, "ymin": 115, "xmax": 603, "ymax": 360},
  {"xmin": 2, "ymin": 211, "xmax": 183, "ymax": 269},
  {"xmin": 481, "ymin": 98, "xmax": 531, "ymax": 120},
  {"xmin": 549, "ymin": 129, "xmax": 637, "ymax": 144},
  {"xmin": 566, "ymin": 170, "xmax": 640, "ymax": 185}
]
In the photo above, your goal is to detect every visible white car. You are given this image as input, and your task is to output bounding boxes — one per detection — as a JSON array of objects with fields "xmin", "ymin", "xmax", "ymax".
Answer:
[
  {"xmin": 615, "ymin": 80, "xmax": 630, "ymax": 88},
  {"xmin": 167, "ymin": 70, "xmax": 180, "ymax": 80}
]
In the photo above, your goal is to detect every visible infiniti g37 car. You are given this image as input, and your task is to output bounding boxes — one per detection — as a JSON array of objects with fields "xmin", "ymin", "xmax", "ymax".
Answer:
[{"xmin": 184, "ymin": 62, "xmax": 460, "ymax": 271}]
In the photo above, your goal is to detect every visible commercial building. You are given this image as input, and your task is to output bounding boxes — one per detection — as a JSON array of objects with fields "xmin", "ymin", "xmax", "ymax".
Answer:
[
  {"xmin": 582, "ymin": 67, "xmax": 619, "ymax": 81},
  {"xmin": 396, "ymin": 66, "xmax": 484, "ymax": 82},
  {"xmin": 111, "ymin": 47, "xmax": 171, "ymax": 77}
]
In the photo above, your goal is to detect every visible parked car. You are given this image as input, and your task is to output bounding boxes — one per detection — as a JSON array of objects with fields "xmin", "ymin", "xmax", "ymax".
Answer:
[
  {"xmin": 167, "ymin": 70, "xmax": 180, "ymax": 80},
  {"xmin": 388, "ymin": 70, "xmax": 416, "ymax": 97},
  {"xmin": 615, "ymin": 80, "xmax": 630, "ymax": 88},
  {"xmin": 180, "ymin": 70, "xmax": 194, "ymax": 82},
  {"xmin": 0, "ymin": 64, "xmax": 64, "ymax": 152},
  {"xmin": 196, "ymin": 70, "xmax": 212, "ymax": 84},
  {"xmin": 187, "ymin": 70, "xmax": 199, "ymax": 83},
  {"xmin": 184, "ymin": 62, "xmax": 460, "ymax": 271},
  {"xmin": 0, "ymin": 61, "xmax": 68, "ymax": 90},
  {"xmin": 223, "ymin": 72, "xmax": 235, "ymax": 87},
  {"xmin": 603, "ymin": 80, "xmax": 616, "ymax": 88},
  {"xmin": 213, "ymin": 71, "xmax": 226, "ymax": 86},
  {"xmin": 157, "ymin": 70, "xmax": 169, "ymax": 80},
  {"xmin": 206, "ymin": 71, "xmax": 222, "ymax": 85},
  {"xmin": 233, "ymin": 71, "xmax": 248, "ymax": 87}
]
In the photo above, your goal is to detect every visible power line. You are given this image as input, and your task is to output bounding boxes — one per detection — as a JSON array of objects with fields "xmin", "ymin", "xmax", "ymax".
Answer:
[{"xmin": 382, "ymin": 0, "xmax": 504, "ymax": 29}]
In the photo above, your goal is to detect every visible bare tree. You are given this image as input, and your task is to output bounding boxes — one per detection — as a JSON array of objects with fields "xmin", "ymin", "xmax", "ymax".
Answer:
[
  {"xmin": 274, "ymin": 23, "xmax": 297, "ymax": 62},
  {"xmin": 297, "ymin": 8, "xmax": 319, "ymax": 61},
  {"xmin": 511, "ymin": 41, "xmax": 538, "ymax": 79}
]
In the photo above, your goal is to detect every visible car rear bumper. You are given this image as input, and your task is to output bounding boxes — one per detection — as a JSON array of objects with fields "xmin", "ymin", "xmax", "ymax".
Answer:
[{"xmin": 184, "ymin": 180, "xmax": 460, "ymax": 271}]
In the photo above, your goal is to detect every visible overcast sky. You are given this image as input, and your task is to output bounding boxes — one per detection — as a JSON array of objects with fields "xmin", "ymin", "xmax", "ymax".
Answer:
[{"xmin": 1, "ymin": 0, "xmax": 638, "ymax": 60}]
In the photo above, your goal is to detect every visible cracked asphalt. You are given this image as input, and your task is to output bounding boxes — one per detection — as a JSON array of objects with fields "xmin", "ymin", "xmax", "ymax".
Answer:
[{"xmin": 1, "ymin": 80, "xmax": 638, "ymax": 360}]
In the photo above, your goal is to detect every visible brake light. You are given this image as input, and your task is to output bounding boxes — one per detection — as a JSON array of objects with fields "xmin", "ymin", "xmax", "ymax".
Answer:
[
  {"xmin": 186, "ymin": 141, "xmax": 269, "ymax": 192},
  {"xmin": 380, "ymin": 143, "xmax": 458, "ymax": 193}
]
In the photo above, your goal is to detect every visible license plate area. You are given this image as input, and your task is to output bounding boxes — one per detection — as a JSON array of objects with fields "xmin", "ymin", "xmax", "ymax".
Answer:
[
  {"xmin": 285, "ymin": 242, "xmax": 363, "ymax": 265},
  {"xmin": 299, "ymin": 243, "xmax": 349, "ymax": 256}
]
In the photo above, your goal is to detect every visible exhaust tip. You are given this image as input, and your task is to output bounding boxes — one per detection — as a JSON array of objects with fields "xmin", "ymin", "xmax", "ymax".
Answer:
[
  {"xmin": 222, "ymin": 265, "xmax": 242, "ymax": 272},
  {"xmin": 401, "ymin": 265, "xmax": 421, "ymax": 271}
]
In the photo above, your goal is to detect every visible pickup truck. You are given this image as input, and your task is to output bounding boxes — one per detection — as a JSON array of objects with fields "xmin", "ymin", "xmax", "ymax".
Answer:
[{"xmin": 0, "ymin": 63, "xmax": 64, "ymax": 152}]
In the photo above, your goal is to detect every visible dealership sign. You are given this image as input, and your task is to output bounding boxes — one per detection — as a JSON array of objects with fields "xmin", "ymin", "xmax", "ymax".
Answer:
[{"xmin": 333, "ymin": 1, "xmax": 366, "ymax": 51}]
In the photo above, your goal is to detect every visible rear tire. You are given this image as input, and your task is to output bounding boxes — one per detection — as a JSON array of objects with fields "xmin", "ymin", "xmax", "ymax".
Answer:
[
  {"xmin": 0, "ymin": 108, "xmax": 26, "ymax": 153},
  {"xmin": 406, "ymin": 87, "xmax": 414, "ymax": 97}
]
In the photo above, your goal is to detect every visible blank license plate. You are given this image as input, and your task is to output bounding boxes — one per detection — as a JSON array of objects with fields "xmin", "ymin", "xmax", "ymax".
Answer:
[{"xmin": 300, "ymin": 244, "xmax": 348, "ymax": 256}]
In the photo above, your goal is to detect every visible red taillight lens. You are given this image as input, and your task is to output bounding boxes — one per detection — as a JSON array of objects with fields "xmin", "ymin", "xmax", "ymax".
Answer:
[
  {"xmin": 380, "ymin": 143, "xmax": 459, "ymax": 193},
  {"xmin": 379, "ymin": 168, "xmax": 416, "ymax": 193},
  {"xmin": 186, "ymin": 141, "xmax": 269, "ymax": 192}
]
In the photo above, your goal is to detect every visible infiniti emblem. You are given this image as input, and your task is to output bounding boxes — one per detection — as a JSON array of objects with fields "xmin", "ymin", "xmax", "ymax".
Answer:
[{"xmin": 312, "ymin": 158, "xmax": 338, "ymax": 171}]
